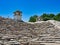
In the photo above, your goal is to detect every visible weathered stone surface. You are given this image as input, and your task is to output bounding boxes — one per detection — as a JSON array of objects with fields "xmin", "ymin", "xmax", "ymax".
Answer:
[{"xmin": 0, "ymin": 17, "xmax": 60, "ymax": 45}]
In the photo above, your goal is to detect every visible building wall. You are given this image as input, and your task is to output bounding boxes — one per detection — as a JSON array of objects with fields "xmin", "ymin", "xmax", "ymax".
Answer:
[{"xmin": 14, "ymin": 15, "xmax": 21, "ymax": 21}]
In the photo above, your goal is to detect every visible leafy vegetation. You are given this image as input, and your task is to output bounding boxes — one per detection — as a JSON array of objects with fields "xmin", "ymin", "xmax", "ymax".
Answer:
[
  {"xmin": 29, "ymin": 15, "xmax": 38, "ymax": 22},
  {"xmin": 29, "ymin": 13, "xmax": 60, "ymax": 22}
]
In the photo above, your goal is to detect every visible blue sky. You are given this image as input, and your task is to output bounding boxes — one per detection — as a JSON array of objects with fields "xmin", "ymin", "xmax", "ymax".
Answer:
[{"xmin": 0, "ymin": 0, "xmax": 60, "ymax": 22}]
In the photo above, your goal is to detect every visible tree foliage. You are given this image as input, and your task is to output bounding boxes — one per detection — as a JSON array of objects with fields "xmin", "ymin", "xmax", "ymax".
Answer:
[
  {"xmin": 41, "ymin": 13, "xmax": 55, "ymax": 21},
  {"xmin": 29, "ymin": 15, "xmax": 38, "ymax": 22},
  {"xmin": 41, "ymin": 13, "xmax": 50, "ymax": 21},
  {"xmin": 29, "ymin": 13, "xmax": 60, "ymax": 22},
  {"xmin": 54, "ymin": 13, "xmax": 60, "ymax": 21}
]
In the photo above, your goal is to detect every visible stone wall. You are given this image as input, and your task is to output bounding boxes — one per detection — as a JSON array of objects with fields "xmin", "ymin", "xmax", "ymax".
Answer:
[{"xmin": 0, "ymin": 17, "xmax": 60, "ymax": 45}]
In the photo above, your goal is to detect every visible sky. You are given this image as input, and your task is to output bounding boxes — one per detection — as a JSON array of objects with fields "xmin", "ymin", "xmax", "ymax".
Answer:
[{"xmin": 0, "ymin": 0, "xmax": 60, "ymax": 22}]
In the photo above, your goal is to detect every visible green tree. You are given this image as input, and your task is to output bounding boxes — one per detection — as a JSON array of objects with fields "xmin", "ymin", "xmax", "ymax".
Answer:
[
  {"xmin": 41, "ymin": 13, "xmax": 50, "ymax": 21},
  {"xmin": 29, "ymin": 13, "xmax": 60, "ymax": 22},
  {"xmin": 29, "ymin": 15, "xmax": 38, "ymax": 22},
  {"xmin": 54, "ymin": 13, "xmax": 60, "ymax": 21},
  {"xmin": 49, "ymin": 14, "xmax": 55, "ymax": 20}
]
